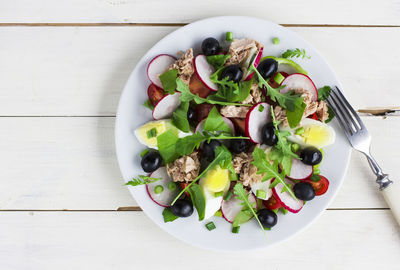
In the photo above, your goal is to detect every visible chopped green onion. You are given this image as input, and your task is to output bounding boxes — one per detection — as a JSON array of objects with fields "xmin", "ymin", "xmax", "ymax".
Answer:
[
  {"xmin": 256, "ymin": 189, "xmax": 267, "ymax": 199},
  {"xmin": 264, "ymin": 227, "xmax": 271, "ymax": 231},
  {"xmin": 272, "ymin": 208, "xmax": 279, "ymax": 214},
  {"xmin": 167, "ymin": 182, "xmax": 177, "ymax": 191},
  {"xmin": 258, "ymin": 105, "xmax": 265, "ymax": 112},
  {"xmin": 226, "ymin": 31, "xmax": 233, "ymax": 42},
  {"xmin": 273, "ymin": 72, "xmax": 285, "ymax": 85},
  {"xmin": 232, "ymin": 226, "xmax": 240, "ymax": 234},
  {"xmin": 291, "ymin": 143, "xmax": 300, "ymax": 153},
  {"xmin": 205, "ymin": 221, "xmax": 216, "ymax": 231},
  {"xmin": 224, "ymin": 190, "xmax": 233, "ymax": 201},
  {"xmin": 310, "ymin": 174, "xmax": 321, "ymax": 182},
  {"xmin": 146, "ymin": 128, "xmax": 157, "ymax": 138},
  {"xmin": 214, "ymin": 210, "xmax": 222, "ymax": 217},
  {"xmin": 281, "ymin": 208, "xmax": 288, "ymax": 215},
  {"xmin": 154, "ymin": 185, "xmax": 164, "ymax": 194},
  {"xmin": 140, "ymin": 149, "xmax": 149, "ymax": 157},
  {"xmin": 295, "ymin": 127, "xmax": 305, "ymax": 135},
  {"xmin": 214, "ymin": 191, "xmax": 224, "ymax": 197},
  {"xmin": 314, "ymin": 168, "xmax": 321, "ymax": 175},
  {"xmin": 272, "ymin": 37, "xmax": 280, "ymax": 45}
]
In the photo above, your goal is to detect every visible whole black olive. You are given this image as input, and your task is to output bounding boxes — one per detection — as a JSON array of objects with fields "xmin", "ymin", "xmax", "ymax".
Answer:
[
  {"xmin": 230, "ymin": 139, "xmax": 250, "ymax": 154},
  {"xmin": 201, "ymin": 37, "xmax": 220, "ymax": 56},
  {"xmin": 261, "ymin": 122, "xmax": 278, "ymax": 146},
  {"xmin": 170, "ymin": 199, "xmax": 194, "ymax": 217},
  {"xmin": 187, "ymin": 106, "xmax": 196, "ymax": 126},
  {"xmin": 257, "ymin": 58, "xmax": 278, "ymax": 79},
  {"xmin": 220, "ymin": 65, "xmax": 243, "ymax": 83},
  {"xmin": 202, "ymin": 140, "xmax": 222, "ymax": 161},
  {"xmin": 257, "ymin": 209, "xmax": 278, "ymax": 228},
  {"xmin": 300, "ymin": 147, "xmax": 323, "ymax": 165},
  {"xmin": 293, "ymin": 182, "xmax": 316, "ymax": 201},
  {"xmin": 141, "ymin": 151, "xmax": 162, "ymax": 173}
]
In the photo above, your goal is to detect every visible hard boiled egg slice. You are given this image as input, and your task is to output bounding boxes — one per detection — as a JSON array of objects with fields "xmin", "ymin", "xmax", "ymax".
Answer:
[
  {"xmin": 199, "ymin": 166, "xmax": 230, "ymax": 219},
  {"xmin": 281, "ymin": 118, "xmax": 336, "ymax": 148}
]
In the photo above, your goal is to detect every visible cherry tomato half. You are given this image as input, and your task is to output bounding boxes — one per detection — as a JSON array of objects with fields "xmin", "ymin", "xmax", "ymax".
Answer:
[
  {"xmin": 263, "ymin": 194, "xmax": 281, "ymax": 210},
  {"xmin": 304, "ymin": 175, "xmax": 329, "ymax": 196},
  {"xmin": 189, "ymin": 73, "xmax": 212, "ymax": 98},
  {"xmin": 147, "ymin": 84, "xmax": 165, "ymax": 106}
]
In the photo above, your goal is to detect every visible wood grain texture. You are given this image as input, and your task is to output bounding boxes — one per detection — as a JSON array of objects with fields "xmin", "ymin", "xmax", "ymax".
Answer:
[
  {"xmin": 1, "ymin": 0, "xmax": 400, "ymax": 25},
  {"xmin": 0, "ymin": 210, "xmax": 398, "ymax": 270},
  {"xmin": 0, "ymin": 116, "xmax": 397, "ymax": 210},
  {"xmin": 0, "ymin": 27, "xmax": 399, "ymax": 116}
]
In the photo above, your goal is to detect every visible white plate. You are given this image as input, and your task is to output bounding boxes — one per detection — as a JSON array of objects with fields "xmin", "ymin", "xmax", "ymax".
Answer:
[{"xmin": 115, "ymin": 16, "xmax": 351, "ymax": 251}]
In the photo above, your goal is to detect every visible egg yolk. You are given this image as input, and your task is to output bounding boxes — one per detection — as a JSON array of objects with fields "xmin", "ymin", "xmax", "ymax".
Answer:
[
  {"xmin": 203, "ymin": 166, "xmax": 229, "ymax": 193},
  {"xmin": 303, "ymin": 126, "xmax": 330, "ymax": 147}
]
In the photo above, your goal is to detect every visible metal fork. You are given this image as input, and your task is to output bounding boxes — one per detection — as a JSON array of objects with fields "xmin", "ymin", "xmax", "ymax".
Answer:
[{"xmin": 327, "ymin": 86, "xmax": 399, "ymax": 225}]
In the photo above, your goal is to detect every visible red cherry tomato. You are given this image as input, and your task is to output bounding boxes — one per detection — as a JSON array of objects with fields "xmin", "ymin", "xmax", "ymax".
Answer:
[
  {"xmin": 179, "ymin": 183, "xmax": 190, "ymax": 197},
  {"xmin": 304, "ymin": 175, "xmax": 329, "ymax": 196},
  {"xmin": 308, "ymin": 113, "xmax": 318, "ymax": 120},
  {"xmin": 263, "ymin": 194, "xmax": 281, "ymax": 210},
  {"xmin": 189, "ymin": 73, "xmax": 212, "ymax": 98},
  {"xmin": 147, "ymin": 84, "xmax": 165, "ymax": 106}
]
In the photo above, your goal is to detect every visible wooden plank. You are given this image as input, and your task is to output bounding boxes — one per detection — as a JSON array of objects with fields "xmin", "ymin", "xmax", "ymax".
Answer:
[
  {"xmin": 0, "ymin": 116, "xmax": 397, "ymax": 210},
  {"xmin": 0, "ymin": 27, "xmax": 399, "ymax": 116},
  {"xmin": 1, "ymin": 0, "xmax": 400, "ymax": 25},
  {"xmin": 0, "ymin": 210, "xmax": 398, "ymax": 269}
]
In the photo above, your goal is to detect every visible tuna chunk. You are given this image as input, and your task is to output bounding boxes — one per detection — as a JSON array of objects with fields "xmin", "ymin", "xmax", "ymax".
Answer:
[
  {"xmin": 168, "ymin": 48, "xmax": 194, "ymax": 85},
  {"xmin": 225, "ymin": 38, "xmax": 263, "ymax": 66},
  {"xmin": 167, "ymin": 151, "xmax": 200, "ymax": 182}
]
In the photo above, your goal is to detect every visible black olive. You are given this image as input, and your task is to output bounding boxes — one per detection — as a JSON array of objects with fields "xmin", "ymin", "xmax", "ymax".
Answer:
[
  {"xmin": 257, "ymin": 209, "xmax": 278, "ymax": 228},
  {"xmin": 293, "ymin": 182, "xmax": 316, "ymax": 201},
  {"xmin": 187, "ymin": 106, "xmax": 196, "ymax": 126},
  {"xmin": 141, "ymin": 151, "xmax": 162, "ymax": 173},
  {"xmin": 170, "ymin": 199, "xmax": 194, "ymax": 217},
  {"xmin": 261, "ymin": 122, "xmax": 278, "ymax": 146},
  {"xmin": 201, "ymin": 37, "xmax": 220, "ymax": 56},
  {"xmin": 202, "ymin": 140, "xmax": 222, "ymax": 161},
  {"xmin": 300, "ymin": 147, "xmax": 323, "ymax": 165},
  {"xmin": 220, "ymin": 65, "xmax": 243, "ymax": 83},
  {"xmin": 230, "ymin": 139, "xmax": 250, "ymax": 154},
  {"xmin": 257, "ymin": 58, "xmax": 278, "ymax": 79}
]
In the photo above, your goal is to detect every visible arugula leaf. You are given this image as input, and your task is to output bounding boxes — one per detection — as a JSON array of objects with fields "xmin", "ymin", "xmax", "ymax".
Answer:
[
  {"xmin": 175, "ymin": 132, "xmax": 206, "ymax": 157},
  {"xmin": 286, "ymin": 96, "xmax": 306, "ymax": 128},
  {"xmin": 159, "ymin": 69, "xmax": 178, "ymax": 94},
  {"xmin": 233, "ymin": 208, "xmax": 253, "ymax": 227},
  {"xmin": 326, "ymin": 106, "xmax": 335, "ymax": 123},
  {"xmin": 156, "ymin": 130, "xmax": 180, "ymax": 163},
  {"xmin": 282, "ymin": 48, "xmax": 311, "ymax": 59},
  {"xmin": 317, "ymin": 86, "xmax": 332, "ymax": 101},
  {"xmin": 187, "ymin": 183, "xmax": 206, "ymax": 221},
  {"xmin": 162, "ymin": 208, "xmax": 178, "ymax": 223},
  {"xmin": 143, "ymin": 100, "xmax": 155, "ymax": 110},
  {"xmin": 206, "ymin": 54, "xmax": 231, "ymax": 69},
  {"xmin": 125, "ymin": 175, "xmax": 161, "ymax": 186},
  {"xmin": 171, "ymin": 101, "xmax": 190, "ymax": 132},
  {"xmin": 204, "ymin": 107, "xmax": 232, "ymax": 134},
  {"xmin": 176, "ymin": 78, "xmax": 251, "ymax": 107},
  {"xmin": 233, "ymin": 183, "xmax": 267, "ymax": 240}
]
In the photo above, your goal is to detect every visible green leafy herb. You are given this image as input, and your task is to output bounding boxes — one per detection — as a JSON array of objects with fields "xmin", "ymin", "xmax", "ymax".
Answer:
[
  {"xmin": 262, "ymin": 56, "xmax": 308, "ymax": 75},
  {"xmin": 159, "ymin": 69, "xmax": 178, "ymax": 94},
  {"xmin": 187, "ymin": 183, "xmax": 206, "ymax": 221},
  {"xmin": 125, "ymin": 175, "xmax": 161, "ymax": 186},
  {"xmin": 204, "ymin": 106, "xmax": 232, "ymax": 133},
  {"xmin": 286, "ymin": 97, "xmax": 306, "ymax": 128},
  {"xmin": 206, "ymin": 54, "xmax": 231, "ymax": 69},
  {"xmin": 156, "ymin": 130, "xmax": 180, "ymax": 163},
  {"xmin": 140, "ymin": 149, "xmax": 149, "ymax": 157},
  {"xmin": 282, "ymin": 48, "xmax": 311, "ymax": 59},
  {"xmin": 310, "ymin": 174, "xmax": 321, "ymax": 182},
  {"xmin": 146, "ymin": 128, "xmax": 157, "ymax": 138},
  {"xmin": 317, "ymin": 86, "xmax": 332, "ymax": 101},
  {"xmin": 325, "ymin": 106, "xmax": 335, "ymax": 123},
  {"xmin": 233, "ymin": 183, "xmax": 267, "ymax": 240},
  {"xmin": 143, "ymin": 100, "xmax": 155, "ymax": 110},
  {"xmin": 233, "ymin": 208, "xmax": 253, "ymax": 227},
  {"xmin": 162, "ymin": 208, "xmax": 178, "ymax": 223},
  {"xmin": 171, "ymin": 101, "xmax": 190, "ymax": 132}
]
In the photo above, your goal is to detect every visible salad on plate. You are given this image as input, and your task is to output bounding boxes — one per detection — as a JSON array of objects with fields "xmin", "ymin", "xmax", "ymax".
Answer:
[{"xmin": 128, "ymin": 33, "xmax": 336, "ymax": 238}]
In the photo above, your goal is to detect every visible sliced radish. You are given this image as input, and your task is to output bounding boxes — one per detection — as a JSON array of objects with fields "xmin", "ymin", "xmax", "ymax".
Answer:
[
  {"xmin": 147, "ymin": 54, "xmax": 176, "ymax": 88},
  {"xmin": 250, "ymin": 179, "xmax": 273, "ymax": 200},
  {"xmin": 195, "ymin": 117, "xmax": 235, "ymax": 134},
  {"xmin": 286, "ymin": 158, "xmax": 313, "ymax": 180},
  {"xmin": 280, "ymin": 73, "xmax": 318, "ymax": 101},
  {"xmin": 152, "ymin": 92, "xmax": 181, "ymax": 120},
  {"xmin": 244, "ymin": 47, "xmax": 264, "ymax": 80},
  {"xmin": 272, "ymin": 178, "xmax": 303, "ymax": 213},
  {"xmin": 221, "ymin": 193, "xmax": 257, "ymax": 223},
  {"xmin": 245, "ymin": 102, "xmax": 271, "ymax": 144},
  {"xmin": 146, "ymin": 167, "xmax": 180, "ymax": 207},
  {"xmin": 194, "ymin": 55, "xmax": 218, "ymax": 91}
]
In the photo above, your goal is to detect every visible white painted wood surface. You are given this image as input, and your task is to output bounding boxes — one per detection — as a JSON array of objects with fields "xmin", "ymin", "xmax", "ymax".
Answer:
[{"xmin": 1, "ymin": 1, "xmax": 399, "ymax": 269}]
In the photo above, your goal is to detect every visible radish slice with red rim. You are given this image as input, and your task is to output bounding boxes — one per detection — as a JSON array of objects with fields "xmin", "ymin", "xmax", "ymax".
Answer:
[
  {"xmin": 146, "ymin": 167, "xmax": 180, "ymax": 207},
  {"xmin": 194, "ymin": 55, "xmax": 218, "ymax": 91},
  {"xmin": 244, "ymin": 47, "xmax": 264, "ymax": 80},
  {"xmin": 280, "ymin": 73, "xmax": 318, "ymax": 101},
  {"xmin": 195, "ymin": 117, "xmax": 235, "ymax": 134},
  {"xmin": 272, "ymin": 178, "xmax": 303, "ymax": 213},
  {"xmin": 152, "ymin": 92, "xmax": 181, "ymax": 120},
  {"xmin": 245, "ymin": 102, "xmax": 271, "ymax": 144},
  {"xmin": 286, "ymin": 158, "xmax": 313, "ymax": 180},
  {"xmin": 147, "ymin": 54, "xmax": 176, "ymax": 88},
  {"xmin": 221, "ymin": 193, "xmax": 258, "ymax": 223}
]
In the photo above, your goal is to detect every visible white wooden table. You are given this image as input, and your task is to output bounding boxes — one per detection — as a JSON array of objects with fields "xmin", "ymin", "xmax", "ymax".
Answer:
[{"xmin": 1, "ymin": 1, "xmax": 400, "ymax": 269}]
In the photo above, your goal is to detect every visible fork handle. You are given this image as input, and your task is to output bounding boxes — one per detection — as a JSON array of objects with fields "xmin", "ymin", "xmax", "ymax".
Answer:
[{"xmin": 382, "ymin": 179, "xmax": 400, "ymax": 225}]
